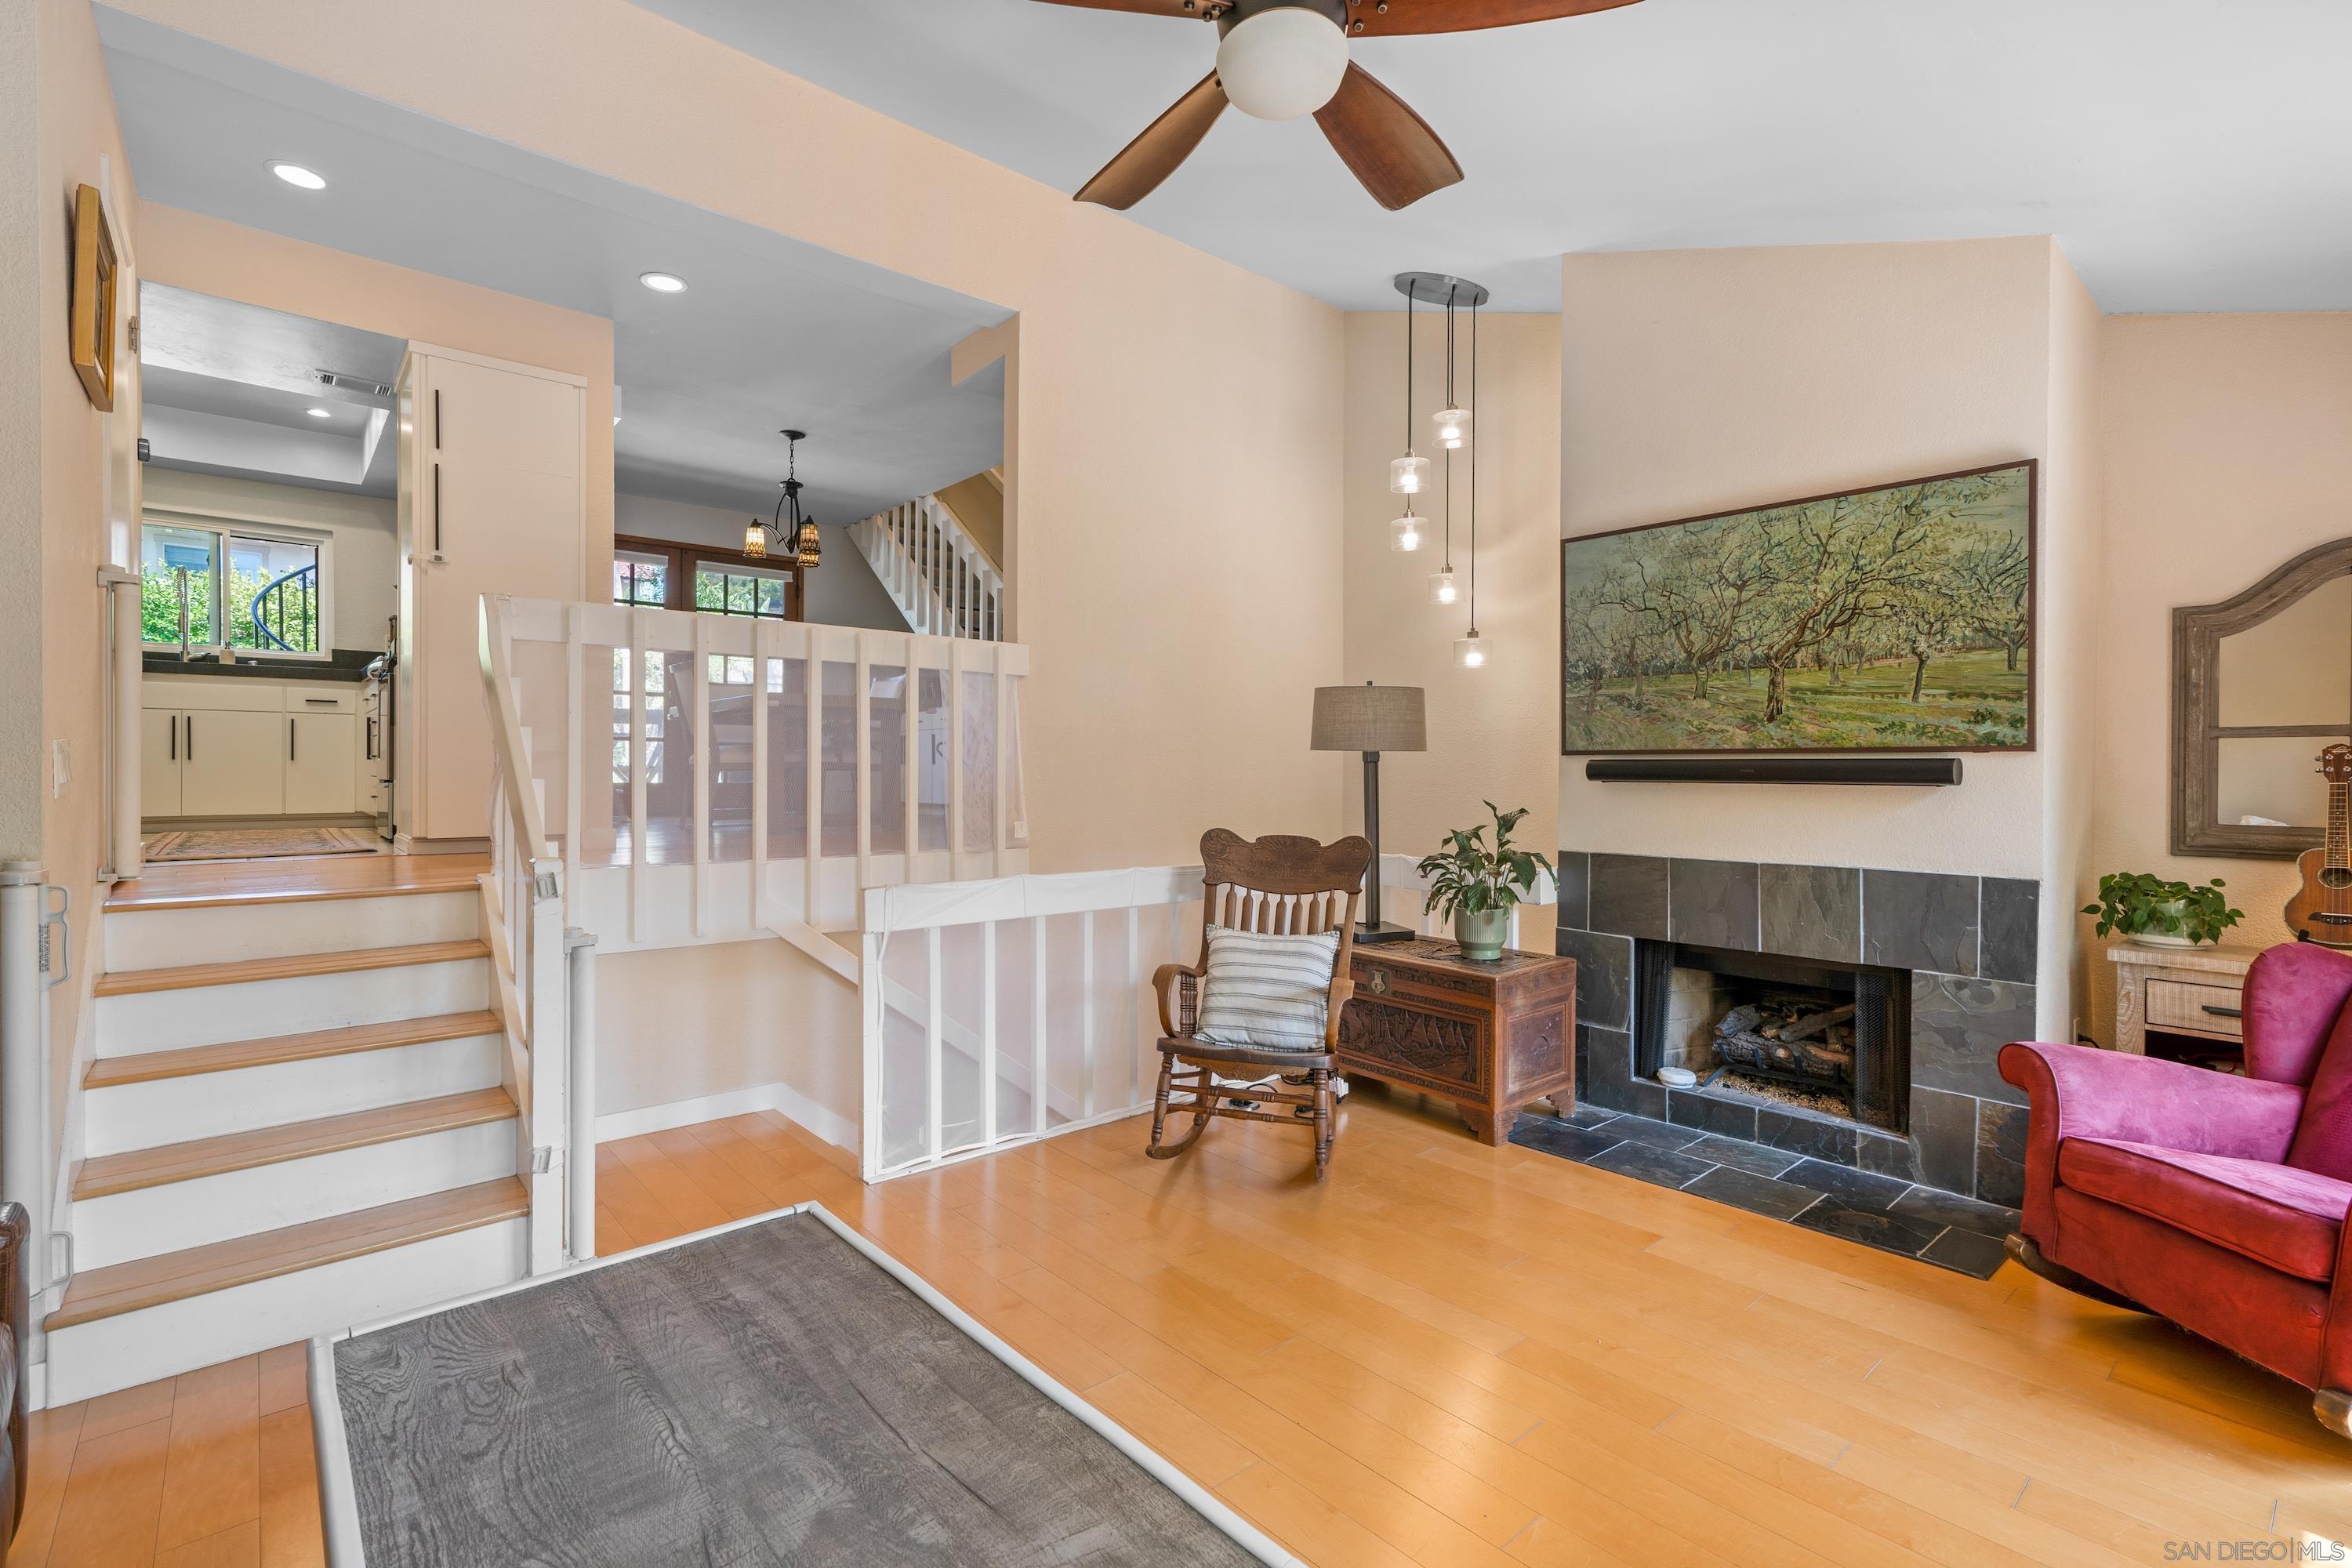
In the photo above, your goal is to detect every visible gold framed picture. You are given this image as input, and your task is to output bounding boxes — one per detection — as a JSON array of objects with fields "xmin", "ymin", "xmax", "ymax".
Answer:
[{"xmin": 70, "ymin": 182, "xmax": 118, "ymax": 412}]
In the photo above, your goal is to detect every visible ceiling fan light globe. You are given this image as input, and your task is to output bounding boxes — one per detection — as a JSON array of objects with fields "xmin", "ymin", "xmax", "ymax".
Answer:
[{"xmin": 1215, "ymin": 7, "xmax": 1349, "ymax": 122}]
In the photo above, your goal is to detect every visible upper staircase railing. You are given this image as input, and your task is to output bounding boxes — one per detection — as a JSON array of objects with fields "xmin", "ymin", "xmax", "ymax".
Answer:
[
  {"xmin": 252, "ymin": 563, "xmax": 318, "ymax": 652},
  {"xmin": 851, "ymin": 495, "xmax": 1004, "ymax": 641},
  {"xmin": 489, "ymin": 597, "xmax": 1031, "ymax": 955}
]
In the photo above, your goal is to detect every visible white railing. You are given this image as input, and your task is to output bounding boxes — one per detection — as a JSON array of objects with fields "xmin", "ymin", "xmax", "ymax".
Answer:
[
  {"xmin": 851, "ymin": 495, "xmax": 1004, "ymax": 641},
  {"xmin": 492, "ymin": 597, "xmax": 1030, "ymax": 952},
  {"xmin": 478, "ymin": 597, "xmax": 577, "ymax": 1275},
  {"xmin": 860, "ymin": 865, "xmax": 1200, "ymax": 1181},
  {"xmin": 858, "ymin": 854, "xmax": 1556, "ymax": 1183}
]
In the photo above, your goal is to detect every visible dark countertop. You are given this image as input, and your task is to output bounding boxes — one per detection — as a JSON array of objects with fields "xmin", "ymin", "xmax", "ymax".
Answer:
[{"xmin": 143, "ymin": 648, "xmax": 376, "ymax": 684}]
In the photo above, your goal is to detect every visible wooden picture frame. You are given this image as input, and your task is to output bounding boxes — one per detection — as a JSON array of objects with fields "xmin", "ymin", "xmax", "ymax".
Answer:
[
  {"xmin": 69, "ymin": 183, "xmax": 118, "ymax": 412},
  {"xmin": 1559, "ymin": 459, "xmax": 2038, "ymax": 757},
  {"xmin": 2171, "ymin": 536, "xmax": 2352, "ymax": 858}
]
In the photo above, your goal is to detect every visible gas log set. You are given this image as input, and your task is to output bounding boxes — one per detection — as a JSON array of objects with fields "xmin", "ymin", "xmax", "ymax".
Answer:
[{"xmin": 1711, "ymin": 995, "xmax": 1857, "ymax": 1088}]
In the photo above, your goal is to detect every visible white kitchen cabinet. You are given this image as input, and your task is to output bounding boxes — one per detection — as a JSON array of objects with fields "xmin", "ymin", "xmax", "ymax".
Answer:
[
  {"xmin": 179, "ymin": 709, "xmax": 286, "ymax": 816},
  {"xmin": 143, "ymin": 676, "xmax": 370, "ymax": 820},
  {"xmin": 287, "ymin": 713, "xmax": 358, "ymax": 815},
  {"xmin": 396, "ymin": 345, "xmax": 586, "ymax": 848},
  {"xmin": 140, "ymin": 709, "xmax": 181, "ymax": 817}
]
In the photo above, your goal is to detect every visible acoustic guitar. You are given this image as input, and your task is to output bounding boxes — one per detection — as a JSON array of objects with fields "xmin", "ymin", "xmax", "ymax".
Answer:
[{"xmin": 2284, "ymin": 742, "xmax": 2352, "ymax": 947}]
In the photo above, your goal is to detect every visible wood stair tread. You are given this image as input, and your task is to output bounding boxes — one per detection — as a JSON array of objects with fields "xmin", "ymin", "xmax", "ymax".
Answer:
[
  {"xmin": 83, "ymin": 1011, "xmax": 505, "ymax": 1089},
  {"xmin": 105, "ymin": 855, "xmax": 488, "ymax": 911},
  {"xmin": 93, "ymin": 938, "xmax": 490, "ymax": 996},
  {"xmin": 72, "ymin": 1087, "xmax": 517, "ymax": 1200},
  {"xmin": 45, "ymin": 1177, "xmax": 528, "ymax": 1330}
]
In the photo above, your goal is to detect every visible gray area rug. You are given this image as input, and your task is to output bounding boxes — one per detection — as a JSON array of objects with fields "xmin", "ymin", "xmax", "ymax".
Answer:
[{"xmin": 332, "ymin": 1211, "xmax": 1261, "ymax": 1566}]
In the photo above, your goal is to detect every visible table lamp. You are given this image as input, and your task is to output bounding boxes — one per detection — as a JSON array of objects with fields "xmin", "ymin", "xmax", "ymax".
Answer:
[{"xmin": 1312, "ymin": 682, "xmax": 1425, "ymax": 945}]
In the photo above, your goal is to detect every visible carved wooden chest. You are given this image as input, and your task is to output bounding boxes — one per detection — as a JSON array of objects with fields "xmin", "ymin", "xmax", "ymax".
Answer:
[{"xmin": 1337, "ymin": 938, "xmax": 1577, "ymax": 1145}]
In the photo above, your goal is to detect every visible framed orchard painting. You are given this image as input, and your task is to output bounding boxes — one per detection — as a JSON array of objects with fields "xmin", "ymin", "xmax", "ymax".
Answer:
[{"xmin": 1559, "ymin": 460, "xmax": 2036, "ymax": 755}]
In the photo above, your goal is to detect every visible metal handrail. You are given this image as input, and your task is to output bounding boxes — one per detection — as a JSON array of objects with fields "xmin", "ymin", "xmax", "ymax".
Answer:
[{"xmin": 251, "ymin": 563, "xmax": 318, "ymax": 652}]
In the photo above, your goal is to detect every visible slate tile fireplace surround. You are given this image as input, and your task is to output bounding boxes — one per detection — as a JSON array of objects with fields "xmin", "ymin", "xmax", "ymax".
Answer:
[{"xmin": 1555, "ymin": 851, "xmax": 2038, "ymax": 1207}]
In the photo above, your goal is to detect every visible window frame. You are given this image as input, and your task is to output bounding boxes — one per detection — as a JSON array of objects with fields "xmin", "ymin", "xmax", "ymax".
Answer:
[
  {"xmin": 612, "ymin": 532, "xmax": 803, "ymax": 622},
  {"xmin": 141, "ymin": 507, "xmax": 336, "ymax": 661}
]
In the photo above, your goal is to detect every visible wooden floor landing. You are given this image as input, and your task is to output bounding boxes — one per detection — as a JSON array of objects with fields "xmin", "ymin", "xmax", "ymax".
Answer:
[{"xmin": 15, "ymin": 1089, "xmax": 2352, "ymax": 1567}]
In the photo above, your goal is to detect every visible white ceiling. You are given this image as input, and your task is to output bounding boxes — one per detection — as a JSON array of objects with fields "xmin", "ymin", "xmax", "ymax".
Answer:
[
  {"xmin": 140, "ymin": 282, "xmax": 403, "ymax": 495},
  {"xmin": 630, "ymin": 0, "xmax": 2352, "ymax": 314},
  {"xmin": 97, "ymin": 9, "xmax": 1010, "ymax": 522}
]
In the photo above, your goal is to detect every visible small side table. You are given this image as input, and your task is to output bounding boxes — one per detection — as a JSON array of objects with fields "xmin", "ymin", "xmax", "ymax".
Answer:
[
  {"xmin": 1336, "ymin": 938, "xmax": 1577, "ymax": 1144},
  {"xmin": 2108, "ymin": 943, "xmax": 2261, "ymax": 1058}
]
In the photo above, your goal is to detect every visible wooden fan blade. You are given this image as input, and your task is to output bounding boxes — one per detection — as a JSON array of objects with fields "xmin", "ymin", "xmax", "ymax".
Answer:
[
  {"xmin": 1075, "ymin": 72, "xmax": 1229, "ymax": 209},
  {"xmin": 1030, "ymin": 0, "xmax": 1225, "ymax": 19},
  {"xmin": 1348, "ymin": 0, "xmax": 1642, "ymax": 37},
  {"xmin": 1312, "ymin": 63, "xmax": 1463, "ymax": 211}
]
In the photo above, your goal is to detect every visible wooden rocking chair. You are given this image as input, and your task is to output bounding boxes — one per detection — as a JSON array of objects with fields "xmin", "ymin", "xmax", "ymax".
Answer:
[{"xmin": 1148, "ymin": 829, "xmax": 1371, "ymax": 1180}]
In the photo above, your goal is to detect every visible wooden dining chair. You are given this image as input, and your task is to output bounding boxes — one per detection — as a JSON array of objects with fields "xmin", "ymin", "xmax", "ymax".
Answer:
[{"xmin": 1149, "ymin": 829, "xmax": 1372, "ymax": 1180}]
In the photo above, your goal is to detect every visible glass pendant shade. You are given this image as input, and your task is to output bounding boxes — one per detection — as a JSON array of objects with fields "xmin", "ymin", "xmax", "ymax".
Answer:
[
  {"xmin": 1454, "ymin": 630, "xmax": 1487, "ymax": 669},
  {"xmin": 1432, "ymin": 407, "xmax": 1471, "ymax": 449},
  {"xmin": 796, "ymin": 520, "xmax": 822, "ymax": 569},
  {"xmin": 742, "ymin": 522, "xmax": 768, "ymax": 559},
  {"xmin": 1390, "ymin": 514, "xmax": 1425, "ymax": 554},
  {"xmin": 1428, "ymin": 566, "xmax": 1458, "ymax": 604},
  {"xmin": 1388, "ymin": 453, "xmax": 1428, "ymax": 495}
]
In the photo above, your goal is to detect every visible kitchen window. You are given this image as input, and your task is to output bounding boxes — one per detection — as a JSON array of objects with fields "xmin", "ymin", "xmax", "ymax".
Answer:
[
  {"xmin": 141, "ymin": 520, "xmax": 330, "ymax": 656},
  {"xmin": 693, "ymin": 564, "xmax": 791, "ymax": 621}
]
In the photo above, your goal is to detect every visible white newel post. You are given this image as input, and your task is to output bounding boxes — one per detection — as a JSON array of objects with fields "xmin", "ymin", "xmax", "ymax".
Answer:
[
  {"xmin": 564, "ymin": 927, "xmax": 597, "ymax": 1262},
  {"xmin": 99, "ymin": 565, "xmax": 143, "ymax": 879},
  {"xmin": 526, "ymin": 860, "xmax": 566, "ymax": 1275}
]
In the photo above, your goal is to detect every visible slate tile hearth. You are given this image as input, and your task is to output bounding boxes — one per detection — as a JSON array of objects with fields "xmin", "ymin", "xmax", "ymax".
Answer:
[{"xmin": 1509, "ymin": 1105, "xmax": 2020, "ymax": 1278}]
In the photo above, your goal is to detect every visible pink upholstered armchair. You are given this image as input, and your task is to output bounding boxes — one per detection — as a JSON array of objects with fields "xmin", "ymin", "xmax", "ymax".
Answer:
[{"xmin": 1999, "ymin": 942, "xmax": 2352, "ymax": 1438}]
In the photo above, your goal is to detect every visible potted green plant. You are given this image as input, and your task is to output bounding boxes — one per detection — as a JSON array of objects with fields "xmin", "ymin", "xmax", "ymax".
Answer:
[
  {"xmin": 2082, "ymin": 872, "xmax": 2244, "ymax": 949},
  {"xmin": 1417, "ymin": 802, "xmax": 1554, "ymax": 962}
]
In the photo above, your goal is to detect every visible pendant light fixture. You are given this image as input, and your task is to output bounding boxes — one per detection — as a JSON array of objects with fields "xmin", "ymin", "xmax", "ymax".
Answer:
[
  {"xmin": 746, "ymin": 429, "xmax": 821, "ymax": 568},
  {"xmin": 1394, "ymin": 271, "xmax": 1488, "ymax": 653},
  {"xmin": 1389, "ymin": 279, "xmax": 1425, "ymax": 552},
  {"xmin": 1453, "ymin": 287, "xmax": 1486, "ymax": 669}
]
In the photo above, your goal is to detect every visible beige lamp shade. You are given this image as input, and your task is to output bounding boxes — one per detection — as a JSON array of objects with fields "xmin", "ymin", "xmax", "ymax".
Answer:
[{"xmin": 1311, "ymin": 684, "xmax": 1426, "ymax": 753}]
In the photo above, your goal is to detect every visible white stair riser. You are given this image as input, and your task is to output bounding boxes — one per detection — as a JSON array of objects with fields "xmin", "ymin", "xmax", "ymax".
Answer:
[
  {"xmin": 97, "ymin": 959, "xmax": 490, "ymax": 1054},
  {"xmin": 42, "ymin": 1218, "xmax": 528, "ymax": 1406},
  {"xmin": 73, "ymin": 1119, "xmax": 519, "ymax": 1270},
  {"xmin": 84, "ymin": 1033, "xmax": 505, "ymax": 1156},
  {"xmin": 105, "ymin": 891, "xmax": 478, "ymax": 969}
]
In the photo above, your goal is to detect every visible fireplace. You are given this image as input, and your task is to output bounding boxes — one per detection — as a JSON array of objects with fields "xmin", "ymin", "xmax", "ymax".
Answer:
[{"xmin": 1631, "ymin": 940, "xmax": 1910, "ymax": 1134}]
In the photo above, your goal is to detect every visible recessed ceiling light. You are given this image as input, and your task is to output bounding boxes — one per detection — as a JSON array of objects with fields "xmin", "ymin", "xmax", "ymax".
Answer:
[
  {"xmin": 638, "ymin": 271, "xmax": 688, "ymax": 294},
  {"xmin": 306, "ymin": 407, "xmax": 332, "ymax": 419},
  {"xmin": 270, "ymin": 162, "xmax": 328, "ymax": 191}
]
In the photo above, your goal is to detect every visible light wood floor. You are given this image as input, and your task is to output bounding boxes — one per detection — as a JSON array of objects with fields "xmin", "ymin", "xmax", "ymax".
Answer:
[
  {"xmin": 17, "ymin": 1088, "xmax": 2352, "ymax": 1567},
  {"xmin": 105, "ymin": 854, "xmax": 488, "ymax": 912}
]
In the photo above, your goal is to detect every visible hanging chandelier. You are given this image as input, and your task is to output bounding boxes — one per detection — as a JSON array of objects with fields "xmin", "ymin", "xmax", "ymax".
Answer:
[
  {"xmin": 1392, "ymin": 270, "xmax": 1487, "ymax": 664},
  {"xmin": 746, "ymin": 428, "xmax": 821, "ymax": 568}
]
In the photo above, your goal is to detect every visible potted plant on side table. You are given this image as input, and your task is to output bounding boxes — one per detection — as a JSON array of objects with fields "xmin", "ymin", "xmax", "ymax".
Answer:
[
  {"xmin": 1417, "ymin": 802, "xmax": 1554, "ymax": 962},
  {"xmin": 2082, "ymin": 872, "xmax": 2245, "ymax": 949}
]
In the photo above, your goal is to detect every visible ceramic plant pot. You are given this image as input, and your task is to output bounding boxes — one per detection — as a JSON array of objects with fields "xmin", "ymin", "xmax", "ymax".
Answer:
[
  {"xmin": 2126, "ymin": 900, "xmax": 2209, "ymax": 948},
  {"xmin": 1454, "ymin": 906, "xmax": 1510, "ymax": 962}
]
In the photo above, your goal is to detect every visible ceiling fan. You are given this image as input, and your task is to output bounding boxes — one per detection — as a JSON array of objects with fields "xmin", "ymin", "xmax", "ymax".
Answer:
[{"xmin": 1037, "ymin": 0, "xmax": 1642, "ymax": 211}]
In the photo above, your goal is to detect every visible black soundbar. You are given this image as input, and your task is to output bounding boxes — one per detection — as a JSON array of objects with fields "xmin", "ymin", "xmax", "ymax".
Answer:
[{"xmin": 1583, "ymin": 756, "xmax": 1963, "ymax": 786}]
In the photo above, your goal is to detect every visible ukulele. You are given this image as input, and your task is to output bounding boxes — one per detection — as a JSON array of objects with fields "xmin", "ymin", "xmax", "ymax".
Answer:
[{"xmin": 2285, "ymin": 743, "xmax": 2352, "ymax": 947}]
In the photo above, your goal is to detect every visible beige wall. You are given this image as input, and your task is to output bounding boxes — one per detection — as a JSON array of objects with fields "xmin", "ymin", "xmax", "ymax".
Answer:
[
  {"xmin": 1558, "ymin": 238, "xmax": 2097, "ymax": 1039},
  {"xmin": 595, "ymin": 941, "xmax": 861, "ymax": 1135},
  {"xmin": 27, "ymin": 0, "xmax": 140, "ymax": 1145},
  {"xmin": 1341, "ymin": 310, "xmax": 1563, "ymax": 951},
  {"xmin": 935, "ymin": 472, "xmax": 1004, "ymax": 568},
  {"xmin": 135, "ymin": 205, "xmax": 615, "ymax": 601},
  {"xmin": 143, "ymin": 469, "xmax": 398, "ymax": 649},
  {"xmin": 2087, "ymin": 312, "xmax": 2352, "ymax": 1044},
  {"xmin": 107, "ymin": 0, "xmax": 1352, "ymax": 876}
]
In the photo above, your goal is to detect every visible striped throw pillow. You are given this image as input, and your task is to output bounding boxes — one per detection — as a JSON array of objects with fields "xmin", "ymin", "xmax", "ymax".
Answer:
[{"xmin": 1192, "ymin": 923, "xmax": 1341, "ymax": 1054}]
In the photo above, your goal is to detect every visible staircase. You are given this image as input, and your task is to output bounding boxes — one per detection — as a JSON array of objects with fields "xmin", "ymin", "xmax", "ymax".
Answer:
[
  {"xmin": 851, "ymin": 492, "xmax": 1004, "ymax": 640},
  {"xmin": 44, "ymin": 866, "xmax": 529, "ymax": 1403}
]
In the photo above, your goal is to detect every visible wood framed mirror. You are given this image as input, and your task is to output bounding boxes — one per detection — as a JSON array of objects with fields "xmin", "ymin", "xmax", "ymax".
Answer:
[{"xmin": 2174, "ymin": 537, "xmax": 2352, "ymax": 858}]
